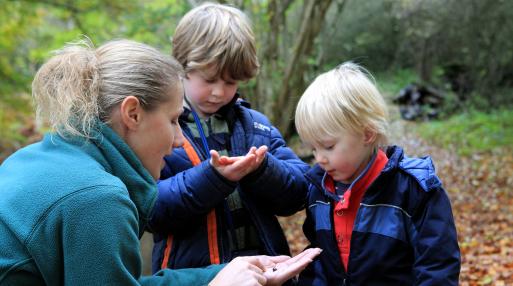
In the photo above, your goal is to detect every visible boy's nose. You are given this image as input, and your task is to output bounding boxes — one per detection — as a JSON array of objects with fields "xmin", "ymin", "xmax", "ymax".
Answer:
[
  {"xmin": 314, "ymin": 152, "xmax": 328, "ymax": 164},
  {"xmin": 212, "ymin": 83, "xmax": 225, "ymax": 98}
]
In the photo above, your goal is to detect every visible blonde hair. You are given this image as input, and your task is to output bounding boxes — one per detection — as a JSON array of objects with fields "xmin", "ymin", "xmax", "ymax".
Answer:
[
  {"xmin": 295, "ymin": 62, "xmax": 389, "ymax": 148},
  {"xmin": 32, "ymin": 39, "xmax": 183, "ymax": 139},
  {"xmin": 172, "ymin": 2, "xmax": 259, "ymax": 80}
]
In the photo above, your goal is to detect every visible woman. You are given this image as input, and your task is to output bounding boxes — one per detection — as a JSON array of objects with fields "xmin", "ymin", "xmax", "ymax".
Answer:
[{"xmin": 0, "ymin": 39, "xmax": 319, "ymax": 285}]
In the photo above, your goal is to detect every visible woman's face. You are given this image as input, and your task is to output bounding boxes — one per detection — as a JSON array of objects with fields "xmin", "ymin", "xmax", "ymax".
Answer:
[{"xmin": 128, "ymin": 86, "xmax": 184, "ymax": 180}]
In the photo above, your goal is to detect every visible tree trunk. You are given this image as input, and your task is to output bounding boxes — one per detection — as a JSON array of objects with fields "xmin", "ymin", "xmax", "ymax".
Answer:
[
  {"xmin": 271, "ymin": 0, "xmax": 335, "ymax": 139},
  {"xmin": 251, "ymin": 0, "xmax": 294, "ymax": 115}
]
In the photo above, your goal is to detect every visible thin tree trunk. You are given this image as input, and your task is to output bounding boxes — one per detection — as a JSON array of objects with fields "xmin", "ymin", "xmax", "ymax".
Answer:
[
  {"xmin": 252, "ymin": 0, "xmax": 294, "ymax": 115},
  {"xmin": 271, "ymin": 0, "xmax": 335, "ymax": 139}
]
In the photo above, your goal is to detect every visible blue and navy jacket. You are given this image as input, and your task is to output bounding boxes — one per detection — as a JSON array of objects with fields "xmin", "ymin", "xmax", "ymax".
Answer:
[
  {"xmin": 148, "ymin": 99, "xmax": 309, "ymax": 273},
  {"xmin": 299, "ymin": 146, "xmax": 461, "ymax": 286}
]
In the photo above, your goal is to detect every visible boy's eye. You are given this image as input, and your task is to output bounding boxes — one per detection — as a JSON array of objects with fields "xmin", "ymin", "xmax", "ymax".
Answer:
[
  {"xmin": 325, "ymin": 145, "xmax": 334, "ymax": 150},
  {"xmin": 205, "ymin": 78, "xmax": 217, "ymax": 84}
]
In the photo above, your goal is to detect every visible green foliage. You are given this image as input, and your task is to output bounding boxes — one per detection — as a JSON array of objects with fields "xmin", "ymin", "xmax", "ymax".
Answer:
[
  {"xmin": 376, "ymin": 69, "xmax": 419, "ymax": 99},
  {"xmin": 320, "ymin": 0, "xmax": 513, "ymax": 110},
  {"xmin": 0, "ymin": 2, "xmax": 41, "ymax": 95},
  {"xmin": 0, "ymin": 95, "xmax": 34, "ymax": 161},
  {"xmin": 0, "ymin": 0, "xmax": 184, "ymax": 102},
  {"xmin": 320, "ymin": 0, "xmax": 401, "ymax": 71},
  {"xmin": 416, "ymin": 109, "xmax": 513, "ymax": 156},
  {"xmin": 0, "ymin": 0, "xmax": 187, "ymax": 160},
  {"xmin": 1, "ymin": 0, "xmax": 512, "ymax": 149}
]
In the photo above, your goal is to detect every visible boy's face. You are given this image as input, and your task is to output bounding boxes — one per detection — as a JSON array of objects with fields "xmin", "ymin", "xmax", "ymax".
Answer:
[
  {"xmin": 184, "ymin": 68, "xmax": 238, "ymax": 118},
  {"xmin": 310, "ymin": 130, "xmax": 375, "ymax": 184}
]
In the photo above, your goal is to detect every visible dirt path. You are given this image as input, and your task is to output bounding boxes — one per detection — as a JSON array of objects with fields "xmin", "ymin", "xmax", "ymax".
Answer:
[
  {"xmin": 280, "ymin": 105, "xmax": 513, "ymax": 285},
  {"xmin": 389, "ymin": 108, "xmax": 513, "ymax": 285}
]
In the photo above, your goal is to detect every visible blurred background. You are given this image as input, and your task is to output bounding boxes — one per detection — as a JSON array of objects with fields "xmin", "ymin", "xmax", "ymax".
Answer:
[{"xmin": 1, "ymin": 0, "xmax": 512, "ymax": 285}]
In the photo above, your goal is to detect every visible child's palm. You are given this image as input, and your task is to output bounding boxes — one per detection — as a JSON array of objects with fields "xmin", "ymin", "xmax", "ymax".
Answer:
[{"xmin": 210, "ymin": 146, "xmax": 267, "ymax": 182}]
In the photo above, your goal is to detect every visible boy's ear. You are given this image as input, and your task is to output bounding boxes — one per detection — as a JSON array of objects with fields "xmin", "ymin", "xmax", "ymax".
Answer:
[
  {"xmin": 363, "ymin": 127, "xmax": 377, "ymax": 145},
  {"xmin": 119, "ymin": 96, "xmax": 143, "ymax": 131}
]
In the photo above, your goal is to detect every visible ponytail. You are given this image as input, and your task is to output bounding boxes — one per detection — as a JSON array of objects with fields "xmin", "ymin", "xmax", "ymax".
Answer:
[{"xmin": 32, "ymin": 39, "xmax": 100, "ymax": 138}]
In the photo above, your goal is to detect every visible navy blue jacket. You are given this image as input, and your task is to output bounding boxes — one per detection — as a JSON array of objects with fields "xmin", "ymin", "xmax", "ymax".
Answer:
[
  {"xmin": 299, "ymin": 146, "xmax": 460, "ymax": 286},
  {"xmin": 149, "ymin": 100, "xmax": 309, "ymax": 272}
]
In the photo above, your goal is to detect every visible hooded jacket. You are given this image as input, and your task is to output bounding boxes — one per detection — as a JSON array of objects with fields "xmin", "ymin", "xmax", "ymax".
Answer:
[
  {"xmin": 298, "ymin": 146, "xmax": 461, "ymax": 286},
  {"xmin": 149, "ymin": 99, "xmax": 309, "ymax": 272}
]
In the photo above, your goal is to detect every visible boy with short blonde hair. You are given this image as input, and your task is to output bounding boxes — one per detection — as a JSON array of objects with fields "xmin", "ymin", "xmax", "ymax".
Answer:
[
  {"xmin": 295, "ymin": 62, "xmax": 461, "ymax": 285},
  {"xmin": 296, "ymin": 62, "xmax": 388, "ymax": 148},
  {"xmin": 149, "ymin": 2, "xmax": 309, "ymax": 274}
]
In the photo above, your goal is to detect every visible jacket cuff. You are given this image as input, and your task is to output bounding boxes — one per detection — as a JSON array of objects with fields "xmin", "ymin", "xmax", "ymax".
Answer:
[
  {"xmin": 197, "ymin": 160, "xmax": 238, "ymax": 196},
  {"xmin": 242, "ymin": 154, "xmax": 269, "ymax": 182},
  {"xmin": 241, "ymin": 153, "xmax": 280, "ymax": 188}
]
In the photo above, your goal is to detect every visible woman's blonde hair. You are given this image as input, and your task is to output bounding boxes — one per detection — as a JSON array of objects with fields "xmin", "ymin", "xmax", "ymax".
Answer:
[
  {"xmin": 32, "ymin": 39, "xmax": 183, "ymax": 139},
  {"xmin": 295, "ymin": 62, "xmax": 389, "ymax": 148},
  {"xmin": 172, "ymin": 2, "xmax": 259, "ymax": 80}
]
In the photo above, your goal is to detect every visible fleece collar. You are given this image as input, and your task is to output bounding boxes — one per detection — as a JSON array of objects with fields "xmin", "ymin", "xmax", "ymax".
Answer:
[{"xmin": 61, "ymin": 121, "xmax": 158, "ymax": 236}]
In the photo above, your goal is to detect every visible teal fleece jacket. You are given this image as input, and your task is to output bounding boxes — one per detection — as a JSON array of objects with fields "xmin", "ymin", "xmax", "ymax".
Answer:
[{"xmin": 0, "ymin": 123, "xmax": 223, "ymax": 285}]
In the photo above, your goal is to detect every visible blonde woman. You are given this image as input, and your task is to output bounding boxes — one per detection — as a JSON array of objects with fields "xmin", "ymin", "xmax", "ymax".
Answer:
[{"xmin": 0, "ymin": 39, "xmax": 319, "ymax": 286}]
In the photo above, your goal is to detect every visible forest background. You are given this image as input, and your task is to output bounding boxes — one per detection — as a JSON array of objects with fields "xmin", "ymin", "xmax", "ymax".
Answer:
[{"xmin": 1, "ymin": 0, "xmax": 512, "ymax": 285}]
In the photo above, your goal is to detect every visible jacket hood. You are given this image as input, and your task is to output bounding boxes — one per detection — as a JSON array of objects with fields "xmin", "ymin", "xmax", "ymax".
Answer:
[{"xmin": 385, "ymin": 145, "xmax": 442, "ymax": 192}]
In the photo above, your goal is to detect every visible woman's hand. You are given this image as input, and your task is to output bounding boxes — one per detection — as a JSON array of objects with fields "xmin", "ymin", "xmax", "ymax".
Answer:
[
  {"xmin": 262, "ymin": 248, "xmax": 322, "ymax": 286},
  {"xmin": 209, "ymin": 248, "xmax": 322, "ymax": 286},
  {"xmin": 209, "ymin": 256, "xmax": 268, "ymax": 286}
]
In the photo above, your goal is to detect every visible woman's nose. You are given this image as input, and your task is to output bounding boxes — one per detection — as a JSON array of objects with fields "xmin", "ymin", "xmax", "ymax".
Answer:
[{"xmin": 173, "ymin": 127, "xmax": 185, "ymax": 148}]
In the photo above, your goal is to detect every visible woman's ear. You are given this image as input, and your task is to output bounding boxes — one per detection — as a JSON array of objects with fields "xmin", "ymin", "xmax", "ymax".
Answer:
[
  {"xmin": 363, "ymin": 127, "xmax": 377, "ymax": 146},
  {"xmin": 119, "ymin": 96, "xmax": 143, "ymax": 131}
]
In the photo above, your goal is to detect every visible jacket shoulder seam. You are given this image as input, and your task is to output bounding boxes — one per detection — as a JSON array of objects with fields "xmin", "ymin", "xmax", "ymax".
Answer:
[
  {"xmin": 359, "ymin": 203, "xmax": 413, "ymax": 218},
  {"xmin": 0, "ymin": 257, "xmax": 33, "ymax": 282}
]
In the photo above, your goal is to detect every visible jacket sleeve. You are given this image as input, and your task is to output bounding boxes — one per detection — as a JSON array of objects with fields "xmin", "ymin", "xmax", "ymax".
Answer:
[
  {"xmin": 149, "ymin": 160, "xmax": 237, "ymax": 233},
  {"xmin": 412, "ymin": 186, "xmax": 461, "ymax": 285},
  {"xmin": 297, "ymin": 203, "xmax": 325, "ymax": 286},
  {"xmin": 31, "ymin": 187, "xmax": 224, "ymax": 286},
  {"xmin": 240, "ymin": 124, "xmax": 309, "ymax": 216}
]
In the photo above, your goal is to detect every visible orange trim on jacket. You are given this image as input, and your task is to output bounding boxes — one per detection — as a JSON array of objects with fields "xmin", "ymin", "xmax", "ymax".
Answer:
[
  {"xmin": 160, "ymin": 137, "xmax": 220, "ymax": 269},
  {"xmin": 326, "ymin": 149, "xmax": 388, "ymax": 271}
]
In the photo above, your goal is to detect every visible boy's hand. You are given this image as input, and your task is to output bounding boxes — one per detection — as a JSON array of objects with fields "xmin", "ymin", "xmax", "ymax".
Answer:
[
  {"xmin": 251, "ymin": 145, "xmax": 268, "ymax": 170},
  {"xmin": 210, "ymin": 146, "xmax": 268, "ymax": 182}
]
